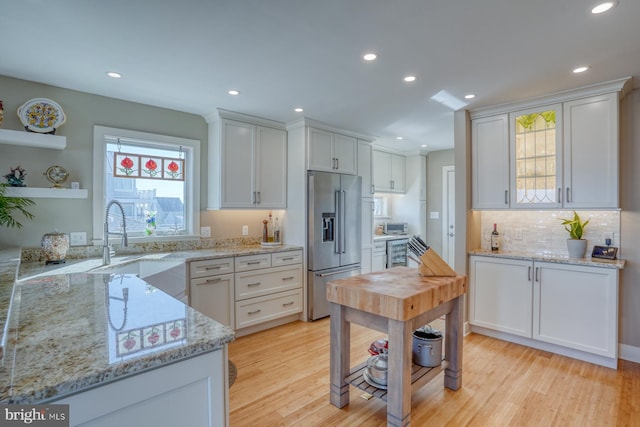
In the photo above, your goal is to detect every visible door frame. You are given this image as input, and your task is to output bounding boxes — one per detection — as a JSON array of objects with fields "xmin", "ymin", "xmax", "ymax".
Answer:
[{"xmin": 442, "ymin": 165, "xmax": 455, "ymax": 266}]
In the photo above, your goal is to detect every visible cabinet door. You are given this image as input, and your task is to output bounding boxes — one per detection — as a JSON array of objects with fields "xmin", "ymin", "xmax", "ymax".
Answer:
[
  {"xmin": 255, "ymin": 126, "xmax": 287, "ymax": 208},
  {"xmin": 220, "ymin": 120, "xmax": 255, "ymax": 208},
  {"xmin": 533, "ymin": 262, "xmax": 618, "ymax": 357},
  {"xmin": 360, "ymin": 248, "xmax": 372, "ymax": 274},
  {"xmin": 469, "ymin": 256, "xmax": 533, "ymax": 337},
  {"xmin": 190, "ymin": 273, "xmax": 234, "ymax": 327},
  {"xmin": 509, "ymin": 105, "xmax": 563, "ymax": 208},
  {"xmin": 563, "ymin": 93, "xmax": 619, "ymax": 208},
  {"xmin": 333, "ymin": 133, "xmax": 357, "ymax": 175},
  {"xmin": 307, "ymin": 127, "xmax": 334, "ymax": 172},
  {"xmin": 471, "ymin": 115, "xmax": 510, "ymax": 208},
  {"xmin": 358, "ymin": 140, "xmax": 374, "ymax": 197},
  {"xmin": 373, "ymin": 150, "xmax": 392, "ymax": 192},
  {"xmin": 390, "ymin": 153, "xmax": 405, "ymax": 192}
]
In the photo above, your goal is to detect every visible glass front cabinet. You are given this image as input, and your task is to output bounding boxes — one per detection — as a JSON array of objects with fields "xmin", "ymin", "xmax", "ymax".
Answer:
[{"xmin": 509, "ymin": 104, "xmax": 562, "ymax": 208}]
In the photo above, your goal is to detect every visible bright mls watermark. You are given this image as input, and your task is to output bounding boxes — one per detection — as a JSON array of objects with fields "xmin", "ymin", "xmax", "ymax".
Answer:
[{"xmin": 0, "ymin": 405, "xmax": 69, "ymax": 426}]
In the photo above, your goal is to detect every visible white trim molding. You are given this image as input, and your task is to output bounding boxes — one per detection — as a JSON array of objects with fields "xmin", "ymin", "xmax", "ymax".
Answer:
[{"xmin": 619, "ymin": 343, "xmax": 640, "ymax": 364}]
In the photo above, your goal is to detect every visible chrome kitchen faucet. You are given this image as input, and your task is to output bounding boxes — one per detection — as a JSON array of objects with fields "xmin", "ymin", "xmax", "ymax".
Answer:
[{"xmin": 103, "ymin": 200, "xmax": 128, "ymax": 265}]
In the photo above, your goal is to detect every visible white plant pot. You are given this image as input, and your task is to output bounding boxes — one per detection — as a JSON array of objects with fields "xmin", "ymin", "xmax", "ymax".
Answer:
[{"xmin": 567, "ymin": 238, "xmax": 587, "ymax": 258}]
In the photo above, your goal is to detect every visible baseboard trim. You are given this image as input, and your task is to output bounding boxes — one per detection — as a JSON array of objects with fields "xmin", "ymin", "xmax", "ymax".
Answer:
[{"xmin": 619, "ymin": 343, "xmax": 640, "ymax": 364}]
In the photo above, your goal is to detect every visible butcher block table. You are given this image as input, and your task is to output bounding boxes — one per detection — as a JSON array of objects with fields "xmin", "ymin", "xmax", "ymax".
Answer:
[{"xmin": 327, "ymin": 266, "xmax": 467, "ymax": 427}]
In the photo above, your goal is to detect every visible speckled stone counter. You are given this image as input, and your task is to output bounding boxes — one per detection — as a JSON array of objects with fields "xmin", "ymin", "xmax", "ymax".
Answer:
[
  {"xmin": 468, "ymin": 249, "xmax": 625, "ymax": 269},
  {"xmin": 0, "ymin": 244, "xmax": 302, "ymax": 404}
]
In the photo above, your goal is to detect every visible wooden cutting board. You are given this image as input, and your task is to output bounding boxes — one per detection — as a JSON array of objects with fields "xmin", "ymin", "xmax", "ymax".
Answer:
[{"xmin": 326, "ymin": 266, "xmax": 466, "ymax": 321}]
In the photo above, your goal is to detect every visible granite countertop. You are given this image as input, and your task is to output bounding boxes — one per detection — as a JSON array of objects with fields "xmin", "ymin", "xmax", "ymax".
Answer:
[
  {"xmin": 0, "ymin": 244, "xmax": 302, "ymax": 404},
  {"xmin": 468, "ymin": 249, "xmax": 626, "ymax": 269}
]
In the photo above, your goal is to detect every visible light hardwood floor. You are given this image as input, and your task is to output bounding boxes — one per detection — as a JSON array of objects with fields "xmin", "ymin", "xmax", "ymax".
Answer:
[{"xmin": 228, "ymin": 318, "xmax": 640, "ymax": 426}]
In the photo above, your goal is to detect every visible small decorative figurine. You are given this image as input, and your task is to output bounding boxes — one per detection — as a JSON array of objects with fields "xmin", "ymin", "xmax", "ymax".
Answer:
[
  {"xmin": 0, "ymin": 99, "xmax": 4, "ymax": 127},
  {"xmin": 4, "ymin": 166, "xmax": 27, "ymax": 187}
]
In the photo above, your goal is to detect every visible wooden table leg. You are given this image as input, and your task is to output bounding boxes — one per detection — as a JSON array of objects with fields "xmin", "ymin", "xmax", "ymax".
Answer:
[
  {"xmin": 444, "ymin": 295, "xmax": 463, "ymax": 390},
  {"xmin": 386, "ymin": 318, "xmax": 412, "ymax": 427},
  {"xmin": 329, "ymin": 303, "xmax": 350, "ymax": 408}
]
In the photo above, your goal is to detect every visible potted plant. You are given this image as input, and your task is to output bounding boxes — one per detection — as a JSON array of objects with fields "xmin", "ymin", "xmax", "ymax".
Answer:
[
  {"xmin": 0, "ymin": 183, "xmax": 35, "ymax": 228},
  {"xmin": 561, "ymin": 211, "xmax": 589, "ymax": 258}
]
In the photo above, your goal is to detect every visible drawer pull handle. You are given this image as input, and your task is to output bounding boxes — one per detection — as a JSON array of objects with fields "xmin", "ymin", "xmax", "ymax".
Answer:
[
  {"xmin": 282, "ymin": 276, "xmax": 295, "ymax": 281},
  {"xmin": 205, "ymin": 266, "xmax": 222, "ymax": 270},
  {"xmin": 281, "ymin": 257, "xmax": 294, "ymax": 261},
  {"xmin": 247, "ymin": 282, "xmax": 261, "ymax": 287},
  {"xmin": 205, "ymin": 278, "xmax": 222, "ymax": 283},
  {"xmin": 282, "ymin": 302, "xmax": 294, "ymax": 307},
  {"xmin": 248, "ymin": 309, "xmax": 261, "ymax": 315},
  {"xmin": 247, "ymin": 261, "xmax": 262, "ymax": 265}
]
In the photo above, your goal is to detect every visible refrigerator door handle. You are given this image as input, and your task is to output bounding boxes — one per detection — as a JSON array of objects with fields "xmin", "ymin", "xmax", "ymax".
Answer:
[
  {"xmin": 315, "ymin": 266, "xmax": 361, "ymax": 277},
  {"xmin": 335, "ymin": 190, "xmax": 341, "ymax": 254},
  {"xmin": 340, "ymin": 190, "xmax": 346, "ymax": 254}
]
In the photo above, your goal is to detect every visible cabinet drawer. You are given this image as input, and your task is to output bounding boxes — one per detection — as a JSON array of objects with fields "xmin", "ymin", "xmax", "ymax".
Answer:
[
  {"xmin": 235, "ymin": 289, "xmax": 302, "ymax": 329},
  {"xmin": 235, "ymin": 254, "xmax": 272, "ymax": 272},
  {"xmin": 271, "ymin": 250, "xmax": 303, "ymax": 267},
  {"xmin": 189, "ymin": 257, "xmax": 234, "ymax": 278},
  {"xmin": 235, "ymin": 265, "xmax": 302, "ymax": 301},
  {"xmin": 373, "ymin": 241, "xmax": 386, "ymax": 252}
]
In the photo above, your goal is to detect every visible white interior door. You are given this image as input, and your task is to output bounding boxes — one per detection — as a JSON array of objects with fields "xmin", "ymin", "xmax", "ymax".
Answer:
[{"xmin": 442, "ymin": 165, "xmax": 455, "ymax": 266}]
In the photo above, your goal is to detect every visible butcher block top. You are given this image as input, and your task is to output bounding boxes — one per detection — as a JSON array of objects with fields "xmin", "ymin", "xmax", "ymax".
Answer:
[{"xmin": 326, "ymin": 266, "xmax": 467, "ymax": 321}]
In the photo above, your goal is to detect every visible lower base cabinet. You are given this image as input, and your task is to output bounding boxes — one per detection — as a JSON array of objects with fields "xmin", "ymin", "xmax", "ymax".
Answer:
[
  {"xmin": 52, "ymin": 349, "xmax": 228, "ymax": 427},
  {"xmin": 372, "ymin": 240, "xmax": 386, "ymax": 272},
  {"xmin": 469, "ymin": 255, "xmax": 619, "ymax": 367}
]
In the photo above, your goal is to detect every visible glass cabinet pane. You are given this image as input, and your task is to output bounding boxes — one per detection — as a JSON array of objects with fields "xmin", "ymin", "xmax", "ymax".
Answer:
[{"xmin": 513, "ymin": 109, "xmax": 558, "ymax": 205}]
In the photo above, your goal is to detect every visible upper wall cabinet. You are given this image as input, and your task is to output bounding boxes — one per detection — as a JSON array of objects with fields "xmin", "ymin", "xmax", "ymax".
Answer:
[
  {"xmin": 470, "ymin": 78, "xmax": 629, "ymax": 210},
  {"xmin": 373, "ymin": 149, "xmax": 405, "ymax": 193},
  {"xmin": 307, "ymin": 127, "xmax": 357, "ymax": 175},
  {"xmin": 472, "ymin": 114, "xmax": 510, "ymax": 209},
  {"xmin": 208, "ymin": 112, "xmax": 287, "ymax": 209},
  {"xmin": 357, "ymin": 140, "xmax": 375, "ymax": 198}
]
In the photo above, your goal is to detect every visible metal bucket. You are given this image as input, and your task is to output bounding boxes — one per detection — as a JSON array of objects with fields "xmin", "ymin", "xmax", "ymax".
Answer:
[{"xmin": 412, "ymin": 328, "xmax": 443, "ymax": 367}]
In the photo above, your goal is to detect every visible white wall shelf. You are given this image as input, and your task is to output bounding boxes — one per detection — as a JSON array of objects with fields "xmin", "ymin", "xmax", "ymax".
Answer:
[
  {"xmin": 0, "ymin": 128, "xmax": 66, "ymax": 150},
  {"xmin": 4, "ymin": 187, "xmax": 87, "ymax": 199}
]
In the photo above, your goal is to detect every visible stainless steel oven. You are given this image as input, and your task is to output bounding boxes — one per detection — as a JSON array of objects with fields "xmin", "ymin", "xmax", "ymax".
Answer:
[{"xmin": 386, "ymin": 238, "xmax": 409, "ymax": 268}]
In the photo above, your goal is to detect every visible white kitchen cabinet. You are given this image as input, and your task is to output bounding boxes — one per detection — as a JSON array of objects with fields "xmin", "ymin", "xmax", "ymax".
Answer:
[
  {"xmin": 372, "ymin": 240, "xmax": 387, "ymax": 272},
  {"xmin": 533, "ymin": 261, "xmax": 618, "ymax": 358},
  {"xmin": 189, "ymin": 258, "xmax": 235, "ymax": 327},
  {"xmin": 563, "ymin": 93, "xmax": 619, "ymax": 208},
  {"xmin": 54, "ymin": 349, "xmax": 228, "ymax": 427},
  {"xmin": 469, "ymin": 255, "xmax": 620, "ymax": 366},
  {"xmin": 307, "ymin": 127, "xmax": 357, "ymax": 175},
  {"xmin": 469, "ymin": 256, "xmax": 532, "ymax": 337},
  {"xmin": 373, "ymin": 149, "xmax": 405, "ymax": 193},
  {"xmin": 471, "ymin": 114, "xmax": 510, "ymax": 209},
  {"xmin": 470, "ymin": 78, "xmax": 628, "ymax": 210},
  {"xmin": 209, "ymin": 116, "xmax": 287, "ymax": 209},
  {"xmin": 360, "ymin": 199, "xmax": 374, "ymax": 274},
  {"xmin": 234, "ymin": 251, "xmax": 303, "ymax": 332},
  {"xmin": 358, "ymin": 140, "xmax": 375, "ymax": 197}
]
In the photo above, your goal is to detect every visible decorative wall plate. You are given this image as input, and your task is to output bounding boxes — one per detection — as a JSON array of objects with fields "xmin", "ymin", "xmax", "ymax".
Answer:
[{"xmin": 17, "ymin": 98, "xmax": 67, "ymax": 134}]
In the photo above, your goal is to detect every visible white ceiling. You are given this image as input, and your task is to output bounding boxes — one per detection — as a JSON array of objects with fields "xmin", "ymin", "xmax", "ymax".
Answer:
[{"xmin": 2, "ymin": 0, "xmax": 639, "ymax": 153}]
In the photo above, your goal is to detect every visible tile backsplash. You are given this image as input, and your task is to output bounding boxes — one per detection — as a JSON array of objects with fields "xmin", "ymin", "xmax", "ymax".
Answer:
[{"xmin": 480, "ymin": 210, "xmax": 620, "ymax": 256}]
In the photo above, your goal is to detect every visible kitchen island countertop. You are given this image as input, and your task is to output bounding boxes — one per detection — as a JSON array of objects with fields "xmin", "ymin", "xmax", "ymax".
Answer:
[{"xmin": 0, "ymin": 244, "xmax": 301, "ymax": 404}]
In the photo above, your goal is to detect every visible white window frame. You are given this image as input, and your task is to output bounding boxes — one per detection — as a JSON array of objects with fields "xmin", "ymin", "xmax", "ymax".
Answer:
[{"xmin": 93, "ymin": 125, "xmax": 201, "ymax": 245}]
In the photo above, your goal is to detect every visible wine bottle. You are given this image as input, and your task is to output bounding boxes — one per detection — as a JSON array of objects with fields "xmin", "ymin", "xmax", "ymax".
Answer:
[
  {"xmin": 274, "ymin": 217, "xmax": 281, "ymax": 243},
  {"xmin": 268, "ymin": 212, "xmax": 274, "ymax": 242},
  {"xmin": 491, "ymin": 223, "xmax": 500, "ymax": 251}
]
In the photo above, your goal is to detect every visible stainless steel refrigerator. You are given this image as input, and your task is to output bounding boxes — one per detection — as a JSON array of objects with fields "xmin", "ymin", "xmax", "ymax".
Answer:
[{"xmin": 307, "ymin": 171, "xmax": 361, "ymax": 320}]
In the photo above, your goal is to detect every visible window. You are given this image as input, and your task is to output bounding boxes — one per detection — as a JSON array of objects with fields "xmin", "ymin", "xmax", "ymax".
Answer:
[{"xmin": 93, "ymin": 126, "xmax": 200, "ymax": 243}]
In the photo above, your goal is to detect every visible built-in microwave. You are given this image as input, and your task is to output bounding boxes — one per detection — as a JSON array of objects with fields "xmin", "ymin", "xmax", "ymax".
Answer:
[{"xmin": 383, "ymin": 222, "xmax": 408, "ymax": 235}]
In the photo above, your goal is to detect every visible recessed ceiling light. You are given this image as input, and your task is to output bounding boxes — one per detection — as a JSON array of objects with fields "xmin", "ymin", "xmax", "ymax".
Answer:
[
  {"xmin": 591, "ymin": 1, "xmax": 616, "ymax": 14},
  {"xmin": 228, "ymin": 90, "xmax": 240, "ymax": 95},
  {"xmin": 396, "ymin": 136, "xmax": 404, "ymax": 140},
  {"xmin": 403, "ymin": 76, "xmax": 416, "ymax": 82},
  {"xmin": 464, "ymin": 93, "xmax": 476, "ymax": 99},
  {"xmin": 107, "ymin": 71, "xmax": 121, "ymax": 79},
  {"xmin": 363, "ymin": 53, "xmax": 377, "ymax": 61},
  {"xmin": 294, "ymin": 107, "xmax": 304, "ymax": 113},
  {"xmin": 421, "ymin": 144, "xmax": 428, "ymax": 148},
  {"xmin": 573, "ymin": 66, "xmax": 590, "ymax": 74}
]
